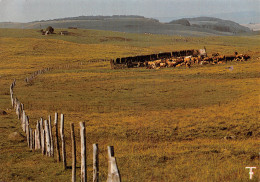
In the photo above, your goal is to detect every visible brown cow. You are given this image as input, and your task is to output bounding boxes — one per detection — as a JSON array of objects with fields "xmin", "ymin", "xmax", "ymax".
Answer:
[
  {"xmin": 200, "ymin": 61, "xmax": 209, "ymax": 65},
  {"xmin": 166, "ymin": 59, "xmax": 175, "ymax": 67},
  {"xmin": 160, "ymin": 63, "xmax": 166, "ymax": 67},
  {"xmin": 203, "ymin": 57, "xmax": 213, "ymax": 63},
  {"xmin": 225, "ymin": 55, "xmax": 236, "ymax": 61},
  {"xmin": 154, "ymin": 60, "xmax": 162, "ymax": 67},
  {"xmin": 212, "ymin": 53, "xmax": 219, "ymax": 57},
  {"xmin": 243, "ymin": 54, "xmax": 250, "ymax": 61},
  {"xmin": 146, "ymin": 61, "xmax": 156, "ymax": 69},
  {"xmin": 184, "ymin": 56, "xmax": 192, "ymax": 63}
]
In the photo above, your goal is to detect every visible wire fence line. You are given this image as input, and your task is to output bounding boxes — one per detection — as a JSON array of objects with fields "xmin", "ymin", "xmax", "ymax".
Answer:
[{"xmin": 9, "ymin": 65, "xmax": 121, "ymax": 182}]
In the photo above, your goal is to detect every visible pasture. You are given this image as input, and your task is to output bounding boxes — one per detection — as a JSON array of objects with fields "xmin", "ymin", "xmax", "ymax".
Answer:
[{"xmin": 0, "ymin": 28, "xmax": 259, "ymax": 181}]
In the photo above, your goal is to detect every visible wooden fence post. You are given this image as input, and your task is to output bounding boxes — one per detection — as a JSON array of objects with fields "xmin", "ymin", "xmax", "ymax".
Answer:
[
  {"xmin": 15, "ymin": 100, "xmax": 19, "ymax": 118},
  {"xmin": 11, "ymin": 94, "xmax": 14, "ymax": 108},
  {"xmin": 54, "ymin": 112, "xmax": 60, "ymax": 162},
  {"xmin": 32, "ymin": 129, "xmax": 35, "ymax": 150},
  {"xmin": 93, "ymin": 144, "xmax": 99, "ymax": 182},
  {"xmin": 40, "ymin": 118, "xmax": 45, "ymax": 154},
  {"xmin": 29, "ymin": 127, "xmax": 33, "ymax": 150},
  {"xmin": 60, "ymin": 114, "xmax": 66, "ymax": 169},
  {"xmin": 80, "ymin": 122, "xmax": 86, "ymax": 182},
  {"xmin": 20, "ymin": 107, "xmax": 23, "ymax": 124},
  {"xmin": 107, "ymin": 146, "xmax": 121, "ymax": 182},
  {"xmin": 22, "ymin": 111, "xmax": 26, "ymax": 132},
  {"xmin": 42, "ymin": 129, "xmax": 45, "ymax": 155},
  {"xmin": 13, "ymin": 97, "xmax": 17, "ymax": 109},
  {"xmin": 36, "ymin": 121, "xmax": 41, "ymax": 150},
  {"xmin": 71, "ymin": 123, "xmax": 76, "ymax": 182},
  {"xmin": 26, "ymin": 116, "xmax": 30, "ymax": 148},
  {"xmin": 21, "ymin": 103, "xmax": 24, "ymax": 112},
  {"xmin": 34, "ymin": 129, "xmax": 37, "ymax": 150},
  {"xmin": 49, "ymin": 115, "xmax": 54, "ymax": 157},
  {"xmin": 44, "ymin": 120, "xmax": 51, "ymax": 157}
]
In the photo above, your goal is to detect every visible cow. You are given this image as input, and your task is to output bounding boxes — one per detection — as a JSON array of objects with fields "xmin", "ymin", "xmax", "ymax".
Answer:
[
  {"xmin": 243, "ymin": 54, "xmax": 250, "ymax": 61},
  {"xmin": 191, "ymin": 57, "xmax": 197, "ymax": 64},
  {"xmin": 154, "ymin": 59, "xmax": 162, "ymax": 67},
  {"xmin": 203, "ymin": 57, "xmax": 213, "ymax": 63},
  {"xmin": 212, "ymin": 55, "xmax": 223, "ymax": 64},
  {"xmin": 176, "ymin": 57, "xmax": 184, "ymax": 64},
  {"xmin": 225, "ymin": 55, "xmax": 236, "ymax": 62},
  {"xmin": 184, "ymin": 56, "xmax": 192, "ymax": 63},
  {"xmin": 160, "ymin": 63, "xmax": 166, "ymax": 67},
  {"xmin": 186, "ymin": 62, "xmax": 191, "ymax": 68},
  {"xmin": 146, "ymin": 61, "xmax": 156, "ymax": 69},
  {"xmin": 212, "ymin": 53, "xmax": 219, "ymax": 57},
  {"xmin": 165, "ymin": 59, "xmax": 174, "ymax": 67},
  {"xmin": 200, "ymin": 61, "xmax": 209, "ymax": 65}
]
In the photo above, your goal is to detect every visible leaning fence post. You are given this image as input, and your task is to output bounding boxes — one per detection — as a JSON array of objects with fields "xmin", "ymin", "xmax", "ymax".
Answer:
[
  {"xmin": 21, "ymin": 103, "xmax": 24, "ymax": 112},
  {"xmin": 11, "ymin": 94, "xmax": 14, "ymax": 108},
  {"xmin": 107, "ymin": 146, "xmax": 121, "ymax": 182},
  {"xmin": 71, "ymin": 123, "xmax": 76, "ymax": 182},
  {"xmin": 49, "ymin": 115, "xmax": 54, "ymax": 157},
  {"xmin": 93, "ymin": 144, "xmax": 99, "ymax": 182},
  {"xmin": 60, "ymin": 114, "xmax": 66, "ymax": 169},
  {"xmin": 54, "ymin": 112, "xmax": 60, "ymax": 162},
  {"xmin": 80, "ymin": 122, "xmax": 86, "ymax": 182},
  {"xmin": 36, "ymin": 121, "xmax": 41, "ymax": 149}
]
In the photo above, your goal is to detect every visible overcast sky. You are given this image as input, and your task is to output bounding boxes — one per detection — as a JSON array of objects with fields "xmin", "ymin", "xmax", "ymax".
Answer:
[{"xmin": 0, "ymin": 0, "xmax": 259, "ymax": 23}]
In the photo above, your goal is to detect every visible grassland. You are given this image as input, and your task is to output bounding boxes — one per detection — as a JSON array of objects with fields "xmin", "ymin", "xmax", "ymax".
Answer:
[{"xmin": 0, "ymin": 28, "xmax": 259, "ymax": 181}]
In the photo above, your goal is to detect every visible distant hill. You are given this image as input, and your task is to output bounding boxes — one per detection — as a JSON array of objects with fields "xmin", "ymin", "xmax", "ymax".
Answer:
[
  {"xmin": 155, "ymin": 11, "xmax": 260, "ymax": 24},
  {"xmin": 185, "ymin": 17, "xmax": 251, "ymax": 33},
  {"xmin": 0, "ymin": 15, "xmax": 252, "ymax": 36},
  {"xmin": 44, "ymin": 15, "xmax": 153, "ymax": 22},
  {"xmin": 169, "ymin": 19, "xmax": 191, "ymax": 26}
]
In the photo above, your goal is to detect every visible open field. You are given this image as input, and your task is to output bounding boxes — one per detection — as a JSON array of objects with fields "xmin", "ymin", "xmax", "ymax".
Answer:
[{"xmin": 0, "ymin": 28, "xmax": 260, "ymax": 181}]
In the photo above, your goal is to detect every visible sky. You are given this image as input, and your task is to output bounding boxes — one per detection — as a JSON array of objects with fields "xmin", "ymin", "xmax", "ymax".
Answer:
[{"xmin": 0, "ymin": 0, "xmax": 259, "ymax": 23}]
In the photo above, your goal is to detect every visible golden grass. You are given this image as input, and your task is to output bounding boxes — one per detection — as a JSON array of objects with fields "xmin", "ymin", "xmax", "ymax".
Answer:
[{"xmin": 0, "ymin": 29, "xmax": 259, "ymax": 181}]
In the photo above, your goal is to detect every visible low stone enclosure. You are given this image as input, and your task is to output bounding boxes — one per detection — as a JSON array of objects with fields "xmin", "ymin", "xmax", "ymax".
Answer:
[
  {"xmin": 10, "ymin": 67, "xmax": 121, "ymax": 182},
  {"xmin": 110, "ymin": 49, "xmax": 201, "ymax": 69}
]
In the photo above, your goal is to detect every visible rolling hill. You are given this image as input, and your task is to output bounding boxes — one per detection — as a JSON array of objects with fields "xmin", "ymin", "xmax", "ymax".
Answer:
[
  {"xmin": 185, "ymin": 17, "xmax": 251, "ymax": 33},
  {"xmin": 0, "ymin": 15, "xmax": 252, "ymax": 36}
]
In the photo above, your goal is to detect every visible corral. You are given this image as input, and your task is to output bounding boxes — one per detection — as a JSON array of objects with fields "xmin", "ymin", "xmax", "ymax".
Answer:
[
  {"xmin": 111, "ymin": 49, "xmax": 196, "ymax": 68},
  {"xmin": 111, "ymin": 49, "xmax": 250, "ymax": 69}
]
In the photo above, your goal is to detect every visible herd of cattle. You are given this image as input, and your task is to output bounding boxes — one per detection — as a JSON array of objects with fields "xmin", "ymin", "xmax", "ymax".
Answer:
[{"xmin": 110, "ymin": 49, "xmax": 250, "ymax": 69}]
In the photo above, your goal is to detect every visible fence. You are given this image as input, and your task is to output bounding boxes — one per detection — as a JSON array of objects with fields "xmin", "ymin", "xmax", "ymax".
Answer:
[
  {"xmin": 110, "ymin": 49, "xmax": 198, "ymax": 69},
  {"xmin": 10, "ymin": 70, "xmax": 121, "ymax": 182},
  {"xmin": 24, "ymin": 59, "xmax": 111, "ymax": 84}
]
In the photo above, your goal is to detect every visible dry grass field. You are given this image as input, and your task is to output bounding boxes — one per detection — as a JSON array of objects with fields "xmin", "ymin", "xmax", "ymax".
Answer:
[{"xmin": 0, "ymin": 28, "xmax": 259, "ymax": 181}]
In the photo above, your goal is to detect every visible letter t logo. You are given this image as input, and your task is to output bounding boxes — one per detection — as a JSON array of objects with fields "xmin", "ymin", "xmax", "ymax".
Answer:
[{"xmin": 245, "ymin": 167, "xmax": 256, "ymax": 180}]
